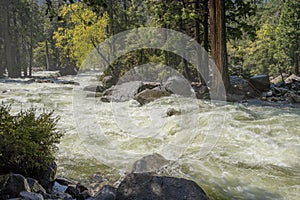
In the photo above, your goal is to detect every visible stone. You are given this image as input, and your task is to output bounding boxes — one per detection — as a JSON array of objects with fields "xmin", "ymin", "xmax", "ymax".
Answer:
[
  {"xmin": 102, "ymin": 76, "xmax": 117, "ymax": 89},
  {"xmin": 59, "ymin": 65, "xmax": 77, "ymax": 76},
  {"xmin": 31, "ymin": 162, "xmax": 57, "ymax": 192},
  {"xmin": 0, "ymin": 174, "xmax": 31, "ymax": 199},
  {"xmin": 132, "ymin": 153, "xmax": 170, "ymax": 173},
  {"xmin": 248, "ymin": 75, "xmax": 270, "ymax": 92},
  {"xmin": 110, "ymin": 81, "xmax": 143, "ymax": 102},
  {"xmin": 288, "ymin": 93, "xmax": 300, "ymax": 103},
  {"xmin": 134, "ymin": 89, "xmax": 171, "ymax": 105},
  {"xmin": 164, "ymin": 76, "xmax": 193, "ymax": 97},
  {"xmin": 45, "ymin": 192, "xmax": 73, "ymax": 200},
  {"xmin": 285, "ymin": 74, "xmax": 300, "ymax": 84},
  {"xmin": 19, "ymin": 191, "xmax": 44, "ymax": 200},
  {"xmin": 93, "ymin": 185, "xmax": 116, "ymax": 200},
  {"xmin": 166, "ymin": 108, "xmax": 181, "ymax": 117},
  {"xmin": 83, "ymin": 85, "xmax": 106, "ymax": 93},
  {"xmin": 26, "ymin": 178, "xmax": 46, "ymax": 196},
  {"xmin": 116, "ymin": 173, "xmax": 209, "ymax": 200}
]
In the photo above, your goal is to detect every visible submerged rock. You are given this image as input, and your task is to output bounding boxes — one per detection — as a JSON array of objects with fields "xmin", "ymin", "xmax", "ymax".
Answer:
[
  {"xmin": 116, "ymin": 173, "xmax": 209, "ymax": 200},
  {"xmin": 166, "ymin": 108, "xmax": 181, "ymax": 117},
  {"xmin": 132, "ymin": 153, "xmax": 170, "ymax": 173}
]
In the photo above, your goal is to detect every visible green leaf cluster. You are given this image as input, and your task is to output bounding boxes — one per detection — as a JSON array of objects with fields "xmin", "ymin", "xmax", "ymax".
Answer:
[{"xmin": 0, "ymin": 105, "xmax": 63, "ymax": 176}]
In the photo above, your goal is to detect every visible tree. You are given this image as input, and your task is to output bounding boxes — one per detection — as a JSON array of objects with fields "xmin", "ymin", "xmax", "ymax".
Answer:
[
  {"xmin": 53, "ymin": 2, "xmax": 108, "ymax": 68},
  {"xmin": 209, "ymin": 0, "xmax": 230, "ymax": 93},
  {"xmin": 275, "ymin": 0, "xmax": 299, "ymax": 75}
]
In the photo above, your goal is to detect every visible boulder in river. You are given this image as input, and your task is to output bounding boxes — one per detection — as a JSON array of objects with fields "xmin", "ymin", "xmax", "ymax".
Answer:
[
  {"xmin": 83, "ymin": 85, "xmax": 106, "ymax": 93},
  {"xmin": 19, "ymin": 191, "xmax": 44, "ymax": 200},
  {"xmin": 109, "ymin": 81, "xmax": 143, "ymax": 102},
  {"xmin": 164, "ymin": 76, "xmax": 193, "ymax": 97},
  {"xmin": 116, "ymin": 173, "xmax": 209, "ymax": 200},
  {"xmin": 132, "ymin": 153, "xmax": 170, "ymax": 173},
  {"xmin": 134, "ymin": 88, "xmax": 171, "ymax": 105}
]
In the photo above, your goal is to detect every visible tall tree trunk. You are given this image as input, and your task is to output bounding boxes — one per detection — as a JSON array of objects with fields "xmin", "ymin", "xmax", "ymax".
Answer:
[
  {"xmin": 0, "ymin": 1, "xmax": 5, "ymax": 77},
  {"xmin": 4, "ymin": 1, "xmax": 20, "ymax": 78},
  {"xmin": 209, "ymin": 0, "xmax": 230, "ymax": 95},
  {"xmin": 45, "ymin": 40, "xmax": 50, "ymax": 70}
]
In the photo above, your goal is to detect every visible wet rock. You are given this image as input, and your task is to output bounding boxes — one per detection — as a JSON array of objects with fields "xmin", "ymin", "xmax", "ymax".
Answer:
[
  {"xmin": 132, "ymin": 153, "xmax": 170, "ymax": 173},
  {"xmin": 65, "ymin": 183, "xmax": 90, "ymax": 200},
  {"xmin": 19, "ymin": 191, "xmax": 44, "ymax": 200},
  {"xmin": 116, "ymin": 173, "xmax": 209, "ymax": 200},
  {"xmin": 109, "ymin": 81, "xmax": 143, "ymax": 102},
  {"xmin": 0, "ymin": 174, "xmax": 31, "ymax": 199},
  {"xmin": 288, "ymin": 93, "xmax": 300, "ymax": 103},
  {"xmin": 83, "ymin": 85, "xmax": 106, "ymax": 93},
  {"xmin": 138, "ymin": 82, "xmax": 161, "ymax": 93},
  {"xmin": 166, "ymin": 108, "xmax": 181, "ymax": 117},
  {"xmin": 249, "ymin": 75, "xmax": 270, "ymax": 92},
  {"xmin": 102, "ymin": 76, "xmax": 117, "ymax": 89},
  {"xmin": 26, "ymin": 178, "xmax": 46, "ymax": 196},
  {"xmin": 93, "ymin": 185, "xmax": 116, "ymax": 200},
  {"xmin": 134, "ymin": 89, "xmax": 171, "ymax": 105},
  {"xmin": 164, "ymin": 76, "xmax": 193, "ymax": 97}
]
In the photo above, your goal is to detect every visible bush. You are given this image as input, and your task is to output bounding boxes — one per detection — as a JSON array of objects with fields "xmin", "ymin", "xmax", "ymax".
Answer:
[{"xmin": 0, "ymin": 105, "xmax": 63, "ymax": 176}]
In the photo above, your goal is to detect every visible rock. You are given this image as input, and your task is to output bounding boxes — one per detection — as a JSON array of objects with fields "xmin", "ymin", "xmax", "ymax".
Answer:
[
  {"xmin": 166, "ymin": 108, "xmax": 181, "ymax": 117},
  {"xmin": 248, "ymin": 75, "xmax": 270, "ymax": 92},
  {"xmin": 83, "ymin": 85, "xmax": 106, "ymax": 93},
  {"xmin": 132, "ymin": 153, "xmax": 170, "ymax": 173},
  {"xmin": 59, "ymin": 65, "xmax": 77, "ymax": 76},
  {"xmin": 26, "ymin": 178, "xmax": 46, "ymax": 196},
  {"xmin": 65, "ymin": 185, "xmax": 78, "ymax": 198},
  {"xmin": 288, "ymin": 93, "xmax": 300, "ymax": 103},
  {"xmin": 138, "ymin": 82, "xmax": 161, "ymax": 93},
  {"xmin": 93, "ymin": 185, "xmax": 116, "ymax": 200},
  {"xmin": 65, "ymin": 183, "xmax": 90, "ymax": 200},
  {"xmin": 31, "ymin": 162, "xmax": 57, "ymax": 192},
  {"xmin": 0, "ymin": 174, "xmax": 31, "ymax": 199},
  {"xmin": 193, "ymin": 84, "xmax": 209, "ymax": 99},
  {"xmin": 116, "ymin": 173, "xmax": 209, "ymax": 200},
  {"xmin": 270, "ymin": 73, "xmax": 289, "ymax": 84},
  {"xmin": 102, "ymin": 76, "xmax": 117, "ymax": 89},
  {"xmin": 109, "ymin": 81, "xmax": 143, "ymax": 102},
  {"xmin": 100, "ymin": 96, "xmax": 111, "ymax": 102},
  {"xmin": 45, "ymin": 192, "xmax": 73, "ymax": 200},
  {"xmin": 285, "ymin": 74, "xmax": 300, "ymax": 84},
  {"xmin": 19, "ymin": 191, "xmax": 44, "ymax": 200},
  {"xmin": 134, "ymin": 89, "xmax": 171, "ymax": 105},
  {"xmin": 164, "ymin": 76, "xmax": 193, "ymax": 97}
]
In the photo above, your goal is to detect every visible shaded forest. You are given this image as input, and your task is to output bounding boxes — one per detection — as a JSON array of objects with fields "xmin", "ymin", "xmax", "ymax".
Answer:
[{"xmin": 0, "ymin": 0, "xmax": 299, "ymax": 85}]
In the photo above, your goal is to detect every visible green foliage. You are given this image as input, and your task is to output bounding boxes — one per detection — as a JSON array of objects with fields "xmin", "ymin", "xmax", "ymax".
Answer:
[
  {"xmin": 53, "ymin": 2, "xmax": 108, "ymax": 68},
  {"xmin": 0, "ymin": 105, "xmax": 63, "ymax": 176}
]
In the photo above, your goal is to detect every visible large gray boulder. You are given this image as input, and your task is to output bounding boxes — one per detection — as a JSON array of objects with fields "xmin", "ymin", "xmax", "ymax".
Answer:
[
  {"xmin": 109, "ymin": 81, "xmax": 143, "ymax": 102},
  {"xmin": 0, "ymin": 174, "xmax": 31, "ymax": 199},
  {"xmin": 116, "ymin": 173, "xmax": 209, "ymax": 200},
  {"xmin": 134, "ymin": 89, "xmax": 171, "ymax": 105},
  {"xmin": 249, "ymin": 75, "xmax": 270, "ymax": 92},
  {"xmin": 164, "ymin": 76, "xmax": 193, "ymax": 97}
]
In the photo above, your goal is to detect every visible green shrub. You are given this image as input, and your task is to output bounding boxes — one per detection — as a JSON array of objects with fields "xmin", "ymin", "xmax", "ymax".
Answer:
[{"xmin": 0, "ymin": 105, "xmax": 63, "ymax": 176}]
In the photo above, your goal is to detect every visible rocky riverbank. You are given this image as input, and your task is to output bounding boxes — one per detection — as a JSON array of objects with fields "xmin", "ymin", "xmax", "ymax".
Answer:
[{"xmin": 0, "ymin": 154, "xmax": 209, "ymax": 200}]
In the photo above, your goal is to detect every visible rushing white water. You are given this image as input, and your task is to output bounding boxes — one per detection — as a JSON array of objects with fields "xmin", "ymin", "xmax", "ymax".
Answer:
[{"xmin": 0, "ymin": 75, "xmax": 299, "ymax": 200}]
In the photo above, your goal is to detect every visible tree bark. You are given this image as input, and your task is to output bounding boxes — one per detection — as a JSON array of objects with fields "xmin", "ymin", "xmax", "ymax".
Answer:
[{"xmin": 209, "ymin": 0, "xmax": 230, "ymax": 94}]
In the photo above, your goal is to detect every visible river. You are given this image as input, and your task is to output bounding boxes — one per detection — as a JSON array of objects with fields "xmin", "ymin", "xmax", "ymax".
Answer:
[{"xmin": 0, "ymin": 72, "xmax": 299, "ymax": 200}]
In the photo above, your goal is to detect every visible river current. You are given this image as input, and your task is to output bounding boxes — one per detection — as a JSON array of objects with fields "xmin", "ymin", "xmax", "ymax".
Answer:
[{"xmin": 0, "ymin": 73, "xmax": 299, "ymax": 200}]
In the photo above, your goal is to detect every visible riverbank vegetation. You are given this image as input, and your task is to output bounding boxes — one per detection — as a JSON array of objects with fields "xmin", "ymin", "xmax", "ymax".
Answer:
[
  {"xmin": 0, "ymin": 0, "xmax": 299, "ymax": 85},
  {"xmin": 0, "ymin": 105, "xmax": 63, "ymax": 177}
]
